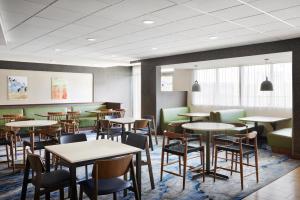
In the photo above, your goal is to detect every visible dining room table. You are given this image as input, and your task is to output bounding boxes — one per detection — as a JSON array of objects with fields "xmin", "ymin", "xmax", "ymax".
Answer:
[
  {"xmin": 20, "ymin": 139, "xmax": 143, "ymax": 200},
  {"xmin": 182, "ymin": 122, "xmax": 234, "ymax": 179},
  {"xmin": 239, "ymin": 116, "xmax": 291, "ymax": 131},
  {"xmin": 86, "ymin": 110, "xmax": 121, "ymax": 121},
  {"xmin": 178, "ymin": 112, "xmax": 210, "ymax": 122}
]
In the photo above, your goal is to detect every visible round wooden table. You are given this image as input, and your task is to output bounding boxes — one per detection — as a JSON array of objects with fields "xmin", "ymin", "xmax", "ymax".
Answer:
[
  {"xmin": 182, "ymin": 122, "xmax": 234, "ymax": 178},
  {"xmin": 5, "ymin": 120, "xmax": 57, "ymax": 130}
]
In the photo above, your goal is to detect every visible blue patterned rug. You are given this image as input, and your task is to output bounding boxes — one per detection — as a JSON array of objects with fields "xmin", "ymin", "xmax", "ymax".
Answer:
[{"xmin": 0, "ymin": 131, "xmax": 299, "ymax": 200}]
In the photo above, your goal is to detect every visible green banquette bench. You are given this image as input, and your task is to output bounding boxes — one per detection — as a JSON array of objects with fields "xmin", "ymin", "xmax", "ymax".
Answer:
[
  {"xmin": 267, "ymin": 119, "xmax": 292, "ymax": 155},
  {"xmin": 160, "ymin": 107, "xmax": 190, "ymax": 132}
]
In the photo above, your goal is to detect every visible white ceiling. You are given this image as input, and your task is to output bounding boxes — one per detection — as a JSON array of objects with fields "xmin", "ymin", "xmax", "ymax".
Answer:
[
  {"xmin": 0, "ymin": 0, "xmax": 299, "ymax": 67},
  {"xmin": 161, "ymin": 52, "xmax": 292, "ymax": 69}
]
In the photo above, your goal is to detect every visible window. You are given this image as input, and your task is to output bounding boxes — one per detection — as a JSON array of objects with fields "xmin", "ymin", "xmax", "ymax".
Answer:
[
  {"xmin": 192, "ymin": 67, "xmax": 239, "ymax": 106},
  {"xmin": 161, "ymin": 75, "xmax": 173, "ymax": 91},
  {"xmin": 192, "ymin": 63, "xmax": 292, "ymax": 109}
]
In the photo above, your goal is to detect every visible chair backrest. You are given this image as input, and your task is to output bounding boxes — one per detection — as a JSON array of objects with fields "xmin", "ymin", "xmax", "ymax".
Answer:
[
  {"xmin": 98, "ymin": 119, "xmax": 111, "ymax": 130},
  {"xmin": 134, "ymin": 120, "xmax": 148, "ymax": 129},
  {"xmin": 163, "ymin": 131, "xmax": 185, "ymax": 141},
  {"xmin": 48, "ymin": 112, "xmax": 65, "ymax": 121},
  {"xmin": 27, "ymin": 152, "xmax": 45, "ymax": 173},
  {"xmin": 246, "ymin": 131, "xmax": 257, "ymax": 140},
  {"xmin": 67, "ymin": 111, "xmax": 80, "ymax": 121},
  {"xmin": 142, "ymin": 115, "xmax": 155, "ymax": 128},
  {"xmin": 125, "ymin": 133, "xmax": 147, "ymax": 150},
  {"xmin": 116, "ymin": 109, "xmax": 125, "ymax": 118},
  {"xmin": 59, "ymin": 133, "xmax": 87, "ymax": 144},
  {"xmin": 92, "ymin": 154, "xmax": 133, "ymax": 179},
  {"xmin": 2, "ymin": 114, "xmax": 23, "ymax": 123}
]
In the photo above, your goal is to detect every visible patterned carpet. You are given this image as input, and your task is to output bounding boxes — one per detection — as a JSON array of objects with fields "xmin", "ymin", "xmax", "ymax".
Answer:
[{"xmin": 0, "ymin": 131, "xmax": 299, "ymax": 200}]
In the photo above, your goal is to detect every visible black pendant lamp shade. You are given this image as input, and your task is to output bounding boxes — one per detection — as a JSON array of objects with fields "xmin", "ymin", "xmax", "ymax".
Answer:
[
  {"xmin": 260, "ymin": 76, "xmax": 273, "ymax": 91},
  {"xmin": 192, "ymin": 80, "xmax": 201, "ymax": 92}
]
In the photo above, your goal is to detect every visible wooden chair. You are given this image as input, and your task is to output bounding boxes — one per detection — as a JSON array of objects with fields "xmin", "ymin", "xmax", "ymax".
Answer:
[
  {"xmin": 0, "ymin": 128, "xmax": 15, "ymax": 172},
  {"xmin": 96, "ymin": 119, "xmax": 122, "ymax": 141},
  {"xmin": 211, "ymin": 122, "xmax": 248, "ymax": 166},
  {"xmin": 213, "ymin": 131, "xmax": 259, "ymax": 190},
  {"xmin": 78, "ymin": 154, "xmax": 140, "ymax": 200},
  {"xmin": 125, "ymin": 133, "xmax": 155, "ymax": 189},
  {"xmin": 133, "ymin": 120, "xmax": 153, "ymax": 151},
  {"xmin": 62, "ymin": 111, "xmax": 80, "ymax": 134},
  {"xmin": 160, "ymin": 131, "xmax": 205, "ymax": 190},
  {"xmin": 26, "ymin": 151, "xmax": 70, "ymax": 200},
  {"xmin": 115, "ymin": 109, "xmax": 125, "ymax": 118},
  {"xmin": 142, "ymin": 115, "xmax": 158, "ymax": 145}
]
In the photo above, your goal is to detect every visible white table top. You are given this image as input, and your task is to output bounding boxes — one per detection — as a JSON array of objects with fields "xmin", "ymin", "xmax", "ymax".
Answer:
[
  {"xmin": 5, "ymin": 120, "xmax": 57, "ymax": 128},
  {"xmin": 109, "ymin": 117, "xmax": 149, "ymax": 124},
  {"xmin": 45, "ymin": 139, "xmax": 142, "ymax": 163},
  {"xmin": 182, "ymin": 122, "xmax": 234, "ymax": 131},
  {"xmin": 239, "ymin": 116, "xmax": 291, "ymax": 123},
  {"xmin": 178, "ymin": 112, "xmax": 209, "ymax": 118}
]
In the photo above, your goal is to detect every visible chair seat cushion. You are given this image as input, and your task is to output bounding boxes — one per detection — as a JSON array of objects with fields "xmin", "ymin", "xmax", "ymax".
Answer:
[
  {"xmin": 33, "ymin": 170, "xmax": 70, "ymax": 188},
  {"xmin": 79, "ymin": 178, "xmax": 131, "ymax": 195},
  {"xmin": 164, "ymin": 143, "xmax": 204, "ymax": 155},
  {"xmin": 217, "ymin": 143, "xmax": 254, "ymax": 155}
]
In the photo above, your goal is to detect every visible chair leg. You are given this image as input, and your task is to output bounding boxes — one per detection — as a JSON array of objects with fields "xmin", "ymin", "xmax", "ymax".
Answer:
[
  {"xmin": 145, "ymin": 144, "xmax": 155, "ymax": 189},
  {"xmin": 160, "ymin": 151, "xmax": 164, "ymax": 181},
  {"xmin": 113, "ymin": 192, "xmax": 117, "ymax": 200},
  {"xmin": 182, "ymin": 155, "xmax": 187, "ymax": 190},
  {"xmin": 255, "ymin": 150, "xmax": 259, "ymax": 183},
  {"xmin": 34, "ymin": 188, "xmax": 40, "ymax": 200},
  {"xmin": 79, "ymin": 185, "xmax": 83, "ymax": 200},
  {"xmin": 5, "ymin": 144, "xmax": 10, "ymax": 168},
  {"xmin": 14, "ymin": 135, "xmax": 17, "ymax": 159},
  {"xmin": 148, "ymin": 133, "xmax": 154, "ymax": 151},
  {"xmin": 59, "ymin": 188, "xmax": 64, "ymax": 200},
  {"xmin": 201, "ymin": 150, "xmax": 205, "ymax": 182},
  {"xmin": 213, "ymin": 147, "xmax": 218, "ymax": 182},
  {"xmin": 211, "ymin": 140, "xmax": 215, "ymax": 166},
  {"xmin": 231, "ymin": 152, "xmax": 234, "ymax": 175},
  {"xmin": 239, "ymin": 154, "xmax": 244, "ymax": 190},
  {"xmin": 10, "ymin": 144, "xmax": 15, "ymax": 172},
  {"xmin": 85, "ymin": 165, "xmax": 88, "ymax": 180},
  {"xmin": 45, "ymin": 192, "xmax": 50, "ymax": 200},
  {"xmin": 178, "ymin": 155, "xmax": 181, "ymax": 175},
  {"xmin": 23, "ymin": 144, "xmax": 26, "ymax": 165}
]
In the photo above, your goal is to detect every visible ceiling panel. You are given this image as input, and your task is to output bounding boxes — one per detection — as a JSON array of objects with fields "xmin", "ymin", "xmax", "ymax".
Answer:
[
  {"xmin": 233, "ymin": 14, "xmax": 278, "ymax": 27},
  {"xmin": 53, "ymin": 0, "xmax": 109, "ymax": 14},
  {"xmin": 74, "ymin": 14, "xmax": 120, "ymax": 28},
  {"xmin": 210, "ymin": 5, "xmax": 261, "ymax": 20},
  {"xmin": 270, "ymin": 6, "xmax": 300, "ymax": 20},
  {"xmin": 253, "ymin": 21, "xmax": 295, "ymax": 32},
  {"xmin": 151, "ymin": 5, "xmax": 200, "ymax": 21},
  {"xmin": 247, "ymin": 0, "xmax": 300, "ymax": 12},
  {"xmin": 184, "ymin": 0, "xmax": 242, "ymax": 13},
  {"xmin": 0, "ymin": 0, "xmax": 45, "ymax": 15}
]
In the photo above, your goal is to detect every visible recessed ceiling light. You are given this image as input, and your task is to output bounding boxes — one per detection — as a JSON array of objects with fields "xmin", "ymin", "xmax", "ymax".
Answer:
[
  {"xmin": 143, "ymin": 20, "xmax": 154, "ymax": 24},
  {"xmin": 111, "ymin": 55, "xmax": 117, "ymax": 57},
  {"xmin": 209, "ymin": 36, "xmax": 218, "ymax": 40},
  {"xmin": 54, "ymin": 48, "xmax": 61, "ymax": 52},
  {"xmin": 87, "ymin": 38, "xmax": 96, "ymax": 41},
  {"xmin": 152, "ymin": 47, "xmax": 158, "ymax": 50}
]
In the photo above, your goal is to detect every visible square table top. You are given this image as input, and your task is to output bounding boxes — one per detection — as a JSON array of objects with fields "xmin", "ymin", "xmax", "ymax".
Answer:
[
  {"xmin": 45, "ymin": 139, "xmax": 141, "ymax": 163},
  {"xmin": 239, "ymin": 116, "xmax": 291, "ymax": 123}
]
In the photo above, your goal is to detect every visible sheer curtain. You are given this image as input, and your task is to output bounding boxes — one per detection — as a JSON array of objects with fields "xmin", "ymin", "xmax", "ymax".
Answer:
[
  {"xmin": 132, "ymin": 66, "xmax": 141, "ymax": 118},
  {"xmin": 192, "ymin": 67, "xmax": 239, "ymax": 106},
  {"xmin": 241, "ymin": 63, "xmax": 292, "ymax": 109}
]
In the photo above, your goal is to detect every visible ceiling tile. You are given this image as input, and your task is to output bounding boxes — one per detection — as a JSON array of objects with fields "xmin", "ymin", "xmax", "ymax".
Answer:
[
  {"xmin": 0, "ymin": 11, "xmax": 28, "ymax": 30},
  {"xmin": 202, "ymin": 22, "xmax": 241, "ymax": 33},
  {"xmin": 74, "ymin": 14, "xmax": 119, "ymax": 28},
  {"xmin": 184, "ymin": 0, "xmax": 242, "ymax": 13},
  {"xmin": 247, "ymin": 0, "xmax": 300, "ymax": 12},
  {"xmin": 286, "ymin": 17, "xmax": 300, "ymax": 27},
  {"xmin": 210, "ymin": 5, "xmax": 261, "ymax": 20},
  {"xmin": 252, "ymin": 21, "xmax": 294, "ymax": 32},
  {"xmin": 152, "ymin": 5, "xmax": 200, "ymax": 21},
  {"xmin": 53, "ymin": 0, "xmax": 109, "ymax": 14},
  {"xmin": 270, "ymin": 6, "xmax": 300, "ymax": 20},
  {"xmin": 233, "ymin": 14, "xmax": 278, "ymax": 27},
  {"xmin": 0, "ymin": 0, "xmax": 45, "ymax": 15}
]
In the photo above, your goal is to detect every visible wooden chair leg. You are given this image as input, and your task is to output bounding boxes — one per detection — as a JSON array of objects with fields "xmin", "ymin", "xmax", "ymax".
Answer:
[
  {"xmin": 14, "ymin": 135, "xmax": 18, "ymax": 159},
  {"xmin": 255, "ymin": 150, "xmax": 259, "ymax": 183},
  {"xmin": 45, "ymin": 192, "xmax": 50, "ymax": 200},
  {"xmin": 79, "ymin": 185, "xmax": 83, "ymax": 200},
  {"xmin": 182, "ymin": 155, "xmax": 187, "ymax": 190},
  {"xmin": 85, "ymin": 165, "xmax": 88, "ymax": 180},
  {"xmin": 178, "ymin": 155, "xmax": 181, "ymax": 175},
  {"xmin": 231, "ymin": 152, "xmax": 234, "ymax": 175},
  {"xmin": 5, "ymin": 144, "xmax": 10, "ymax": 168},
  {"xmin": 239, "ymin": 153, "xmax": 244, "ymax": 190},
  {"xmin": 201, "ymin": 151, "xmax": 205, "ymax": 182},
  {"xmin": 34, "ymin": 188, "xmax": 40, "ymax": 200},
  {"xmin": 10, "ymin": 144, "xmax": 15, "ymax": 172},
  {"xmin": 213, "ymin": 147, "xmax": 218, "ymax": 182},
  {"xmin": 160, "ymin": 151, "xmax": 164, "ymax": 181},
  {"xmin": 211, "ymin": 140, "xmax": 215, "ymax": 166},
  {"xmin": 145, "ymin": 144, "xmax": 155, "ymax": 189},
  {"xmin": 59, "ymin": 188, "xmax": 64, "ymax": 200},
  {"xmin": 148, "ymin": 133, "xmax": 154, "ymax": 151},
  {"xmin": 23, "ymin": 145, "xmax": 26, "ymax": 165},
  {"xmin": 113, "ymin": 192, "xmax": 117, "ymax": 200}
]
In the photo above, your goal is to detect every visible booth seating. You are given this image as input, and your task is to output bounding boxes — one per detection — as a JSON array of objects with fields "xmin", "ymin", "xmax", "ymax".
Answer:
[
  {"xmin": 267, "ymin": 119, "xmax": 292, "ymax": 155},
  {"xmin": 71, "ymin": 104, "xmax": 106, "ymax": 128},
  {"xmin": 160, "ymin": 107, "xmax": 190, "ymax": 132},
  {"xmin": 210, "ymin": 109, "xmax": 255, "ymax": 134},
  {"xmin": 0, "ymin": 108, "xmax": 24, "ymax": 126}
]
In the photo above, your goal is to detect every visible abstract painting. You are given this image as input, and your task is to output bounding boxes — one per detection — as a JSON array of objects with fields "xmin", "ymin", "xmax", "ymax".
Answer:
[
  {"xmin": 8, "ymin": 76, "xmax": 28, "ymax": 100},
  {"xmin": 51, "ymin": 77, "xmax": 68, "ymax": 100}
]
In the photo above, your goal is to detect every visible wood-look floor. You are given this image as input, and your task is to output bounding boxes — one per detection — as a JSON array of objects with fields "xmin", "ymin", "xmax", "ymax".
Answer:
[{"xmin": 244, "ymin": 167, "xmax": 300, "ymax": 200}]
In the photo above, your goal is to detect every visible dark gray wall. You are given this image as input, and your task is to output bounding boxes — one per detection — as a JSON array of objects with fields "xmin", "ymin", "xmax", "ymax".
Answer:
[
  {"xmin": 141, "ymin": 37, "xmax": 300, "ymax": 159},
  {"xmin": 0, "ymin": 60, "xmax": 133, "ymax": 116}
]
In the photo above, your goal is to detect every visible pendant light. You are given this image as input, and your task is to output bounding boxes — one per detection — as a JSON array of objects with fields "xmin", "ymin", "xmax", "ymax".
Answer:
[
  {"xmin": 260, "ymin": 58, "xmax": 273, "ymax": 91},
  {"xmin": 192, "ymin": 80, "xmax": 201, "ymax": 92}
]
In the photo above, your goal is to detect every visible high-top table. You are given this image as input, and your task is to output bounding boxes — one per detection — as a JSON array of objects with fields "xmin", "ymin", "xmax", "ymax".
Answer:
[
  {"xmin": 21, "ymin": 140, "xmax": 142, "ymax": 200},
  {"xmin": 182, "ymin": 122, "xmax": 234, "ymax": 179},
  {"xmin": 178, "ymin": 112, "xmax": 210, "ymax": 122},
  {"xmin": 239, "ymin": 116, "xmax": 291, "ymax": 131}
]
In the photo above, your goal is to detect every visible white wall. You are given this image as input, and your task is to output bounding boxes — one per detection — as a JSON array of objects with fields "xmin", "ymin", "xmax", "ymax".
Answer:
[
  {"xmin": 0, "ymin": 69, "xmax": 93, "ymax": 105},
  {"xmin": 172, "ymin": 69, "xmax": 292, "ymax": 118}
]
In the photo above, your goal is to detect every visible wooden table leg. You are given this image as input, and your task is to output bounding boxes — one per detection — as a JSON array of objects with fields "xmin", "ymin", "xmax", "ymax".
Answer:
[
  {"xmin": 121, "ymin": 124, "xmax": 126, "ymax": 143},
  {"xmin": 45, "ymin": 150, "xmax": 50, "ymax": 172},
  {"xmin": 21, "ymin": 158, "xmax": 30, "ymax": 200},
  {"xmin": 69, "ymin": 165, "xmax": 78, "ymax": 200},
  {"xmin": 136, "ymin": 152, "xmax": 142, "ymax": 198}
]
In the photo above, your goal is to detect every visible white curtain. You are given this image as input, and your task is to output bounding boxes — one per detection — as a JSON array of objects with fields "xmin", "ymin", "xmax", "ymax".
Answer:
[
  {"xmin": 192, "ymin": 67, "xmax": 239, "ymax": 106},
  {"xmin": 132, "ymin": 66, "xmax": 141, "ymax": 118},
  {"xmin": 241, "ymin": 63, "xmax": 292, "ymax": 109}
]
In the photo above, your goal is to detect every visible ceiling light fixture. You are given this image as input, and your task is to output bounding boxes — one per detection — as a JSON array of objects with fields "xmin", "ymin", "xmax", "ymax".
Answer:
[
  {"xmin": 209, "ymin": 36, "xmax": 218, "ymax": 40},
  {"xmin": 260, "ymin": 58, "xmax": 273, "ymax": 91},
  {"xmin": 152, "ymin": 47, "xmax": 158, "ymax": 50},
  {"xmin": 143, "ymin": 20, "xmax": 154, "ymax": 24},
  {"xmin": 54, "ymin": 48, "xmax": 61, "ymax": 52},
  {"xmin": 87, "ymin": 38, "xmax": 96, "ymax": 41}
]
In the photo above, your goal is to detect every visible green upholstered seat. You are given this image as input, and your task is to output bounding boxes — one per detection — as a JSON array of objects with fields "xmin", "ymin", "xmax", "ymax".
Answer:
[
  {"xmin": 23, "ymin": 106, "xmax": 68, "ymax": 120},
  {"xmin": 71, "ymin": 104, "xmax": 106, "ymax": 128},
  {"xmin": 267, "ymin": 127, "xmax": 292, "ymax": 154},
  {"xmin": 160, "ymin": 107, "xmax": 190, "ymax": 132}
]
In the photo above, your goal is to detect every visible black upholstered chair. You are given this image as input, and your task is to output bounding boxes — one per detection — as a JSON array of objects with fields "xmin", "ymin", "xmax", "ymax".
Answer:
[
  {"xmin": 78, "ymin": 154, "xmax": 140, "ymax": 200},
  {"xmin": 26, "ymin": 152, "xmax": 70, "ymax": 200},
  {"xmin": 133, "ymin": 120, "xmax": 153, "ymax": 151},
  {"xmin": 125, "ymin": 133, "xmax": 155, "ymax": 189}
]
